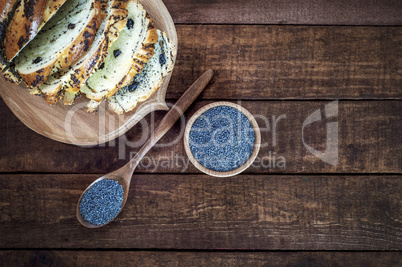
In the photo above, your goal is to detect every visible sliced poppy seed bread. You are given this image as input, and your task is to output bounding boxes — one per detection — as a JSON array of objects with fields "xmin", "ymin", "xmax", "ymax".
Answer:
[
  {"xmin": 12, "ymin": 0, "xmax": 101, "ymax": 88},
  {"xmin": 4, "ymin": 0, "xmax": 68, "ymax": 63},
  {"xmin": 80, "ymin": 0, "xmax": 158, "ymax": 105},
  {"xmin": 39, "ymin": 0, "xmax": 128, "ymax": 104},
  {"xmin": 0, "ymin": 0, "xmax": 176, "ymax": 115},
  {"xmin": 107, "ymin": 30, "xmax": 175, "ymax": 114},
  {"xmin": 0, "ymin": 0, "xmax": 20, "ymax": 82}
]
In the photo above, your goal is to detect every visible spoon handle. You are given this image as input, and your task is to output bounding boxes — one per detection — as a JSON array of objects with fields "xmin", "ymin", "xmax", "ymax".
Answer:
[{"xmin": 129, "ymin": 69, "xmax": 214, "ymax": 168}]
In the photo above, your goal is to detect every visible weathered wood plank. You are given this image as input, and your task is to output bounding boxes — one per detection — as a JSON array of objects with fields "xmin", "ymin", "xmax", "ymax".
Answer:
[
  {"xmin": 2, "ymin": 26, "xmax": 400, "ymax": 102},
  {"xmin": 0, "ymin": 251, "xmax": 401, "ymax": 267},
  {"xmin": 165, "ymin": 0, "xmax": 402, "ymax": 25},
  {"xmin": 0, "ymin": 174, "xmax": 400, "ymax": 249},
  {"xmin": 168, "ymin": 25, "xmax": 402, "ymax": 100},
  {"xmin": 0, "ymin": 100, "xmax": 400, "ymax": 174}
]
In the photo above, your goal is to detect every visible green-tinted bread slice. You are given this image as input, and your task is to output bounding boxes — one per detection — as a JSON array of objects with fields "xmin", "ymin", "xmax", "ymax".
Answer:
[
  {"xmin": 4, "ymin": 0, "xmax": 68, "ymax": 63},
  {"xmin": 12, "ymin": 0, "xmax": 101, "ymax": 88},
  {"xmin": 81, "ymin": 0, "xmax": 157, "ymax": 106},
  {"xmin": 107, "ymin": 30, "xmax": 175, "ymax": 114},
  {"xmin": 39, "ymin": 0, "xmax": 128, "ymax": 104}
]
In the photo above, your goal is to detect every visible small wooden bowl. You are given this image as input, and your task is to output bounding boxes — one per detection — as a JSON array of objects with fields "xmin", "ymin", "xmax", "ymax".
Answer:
[
  {"xmin": 184, "ymin": 102, "xmax": 261, "ymax": 177},
  {"xmin": 0, "ymin": 0, "xmax": 177, "ymax": 146}
]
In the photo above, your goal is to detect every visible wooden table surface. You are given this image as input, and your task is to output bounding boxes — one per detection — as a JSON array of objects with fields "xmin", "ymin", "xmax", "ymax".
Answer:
[{"xmin": 1, "ymin": 0, "xmax": 401, "ymax": 266}]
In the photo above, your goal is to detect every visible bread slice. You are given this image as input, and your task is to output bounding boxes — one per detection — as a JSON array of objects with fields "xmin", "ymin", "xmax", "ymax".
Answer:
[
  {"xmin": 12, "ymin": 0, "xmax": 101, "ymax": 88},
  {"xmin": 4, "ymin": 0, "xmax": 47, "ymax": 62},
  {"xmin": 39, "ymin": 0, "xmax": 128, "ymax": 104},
  {"xmin": 5, "ymin": 0, "xmax": 68, "ymax": 62},
  {"xmin": 0, "ymin": 0, "xmax": 19, "ymax": 73},
  {"xmin": 1, "ymin": 0, "xmax": 68, "ymax": 84},
  {"xmin": 1, "ymin": 67, "xmax": 20, "ymax": 83},
  {"xmin": 107, "ymin": 30, "xmax": 176, "ymax": 114},
  {"xmin": 116, "ymin": 15, "xmax": 157, "ymax": 92},
  {"xmin": 80, "ymin": 0, "xmax": 157, "ymax": 103}
]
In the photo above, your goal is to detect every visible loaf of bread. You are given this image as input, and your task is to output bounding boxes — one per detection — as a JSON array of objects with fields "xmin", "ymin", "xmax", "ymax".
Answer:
[{"xmin": 0, "ymin": 0, "xmax": 176, "ymax": 114}]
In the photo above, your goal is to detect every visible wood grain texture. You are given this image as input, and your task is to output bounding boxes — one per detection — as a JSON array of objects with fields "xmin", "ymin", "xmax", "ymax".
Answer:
[
  {"xmin": 0, "ymin": 251, "xmax": 401, "ymax": 267},
  {"xmin": 168, "ymin": 25, "xmax": 402, "ymax": 100},
  {"xmin": 0, "ymin": 100, "xmax": 400, "ymax": 174},
  {"xmin": 0, "ymin": 0, "xmax": 400, "ymax": 261},
  {"xmin": 0, "ymin": 174, "xmax": 401, "ymax": 249},
  {"xmin": 164, "ymin": 0, "xmax": 402, "ymax": 25}
]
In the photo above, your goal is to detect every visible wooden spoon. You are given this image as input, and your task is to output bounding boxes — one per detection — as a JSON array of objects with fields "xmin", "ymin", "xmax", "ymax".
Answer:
[{"xmin": 77, "ymin": 69, "xmax": 214, "ymax": 228}]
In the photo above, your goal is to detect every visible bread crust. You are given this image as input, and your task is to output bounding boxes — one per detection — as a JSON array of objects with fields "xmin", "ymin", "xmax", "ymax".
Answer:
[
  {"xmin": 53, "ymin": 2, "xmax": 102, "ymax": 72},
  {"xmin": 40, "ymin": 0, "xmax": 68, "ymax": 29},
  {"xmin": 14, "ymin": 0, "xmax": 102, "ymax": 88},
  {"xmin": 108, "ymin": 31, "xmax": 176, "ymax": 114},
  {"xmin": 108, "ymin": 75, "xmax": 162, "ymax": 115},
  {"xmin": 105, "ymin": 26, "xmax": 158, "ymax": 98},
  {"xmin": 65, "ymin": 19, "xmax": 127, "ymax": 94},
  {"xmin": 0, "ymin": 0, "xmax": 18, "ymax": 19},
  {"xmin": 82, "ymin": 2, "xmax": 158, "ymax": 104},
  {"xmin": 0, "ymin": 0, "xmax": 19, "ymax": 72},
  {"xmin": 19, "ymin": 60, "xmax": 56, "ymax": 88},
  {"xmin": 5, "ymin": 0, "xmax": 48, "ymax": 61},
  {"xmin": 4, "ymin": 0, "xmax": 69, "ymax": 62},
  {"xmin": 2, "ymin": 67, "xmax": 21, "ymax": 83},
  {"xmin": 40, "ymin": 0, "xmax": 128, "ymax": 105}
]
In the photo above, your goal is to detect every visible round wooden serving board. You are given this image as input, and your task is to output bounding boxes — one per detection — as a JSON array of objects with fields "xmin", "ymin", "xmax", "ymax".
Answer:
[{"xmin": 0, "ymin": 0, "xmax": 177, "ymax": 146}]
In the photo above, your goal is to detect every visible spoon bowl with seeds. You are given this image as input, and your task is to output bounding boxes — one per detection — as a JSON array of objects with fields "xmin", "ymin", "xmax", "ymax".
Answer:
[{"xmin": 77, "ymin": 69, "xmax": 214, "ymax": 228}]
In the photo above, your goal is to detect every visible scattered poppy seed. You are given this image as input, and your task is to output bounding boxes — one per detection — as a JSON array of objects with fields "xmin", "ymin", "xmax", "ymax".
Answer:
[
  {"xmin": 33, "ymin": 57, "xmax": 42, "ymax": 64},
  {"xmin": 128, "ymin": 82, "xmax": 139, "ymax": 92},
  {"xmin": 67, "ymin": 23, "xmax": 75, "ymax": 29},
  {"xmin": 189, "ymin": 106, "xmax": 255, "ymax": 172},
  {"xmin": 99, "ymin": 62, "xmax": 105, "ymax": 69},
  {"xmin": 159, "ymin": 53, "xmax": 166, "ymax": 66},
  {"xmin": 127, "ymin": 19, "xmax": 134, "ymax": 30},
  {"xmin": 79, "ymin": 179, "xmax": 124, "ymax": 226},
  {"xmin": 113, "ymin": 49, "xmax": 121, "ymax": 58}
]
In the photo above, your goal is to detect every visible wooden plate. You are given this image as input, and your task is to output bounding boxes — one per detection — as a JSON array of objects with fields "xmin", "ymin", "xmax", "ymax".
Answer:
[
  {"xmin": 184, "ymin": 102, "xmax": 261, "ymax": 177},
  {"xmin": 0, "ymin": 0, "xmax": 177, "ymax": 146}
]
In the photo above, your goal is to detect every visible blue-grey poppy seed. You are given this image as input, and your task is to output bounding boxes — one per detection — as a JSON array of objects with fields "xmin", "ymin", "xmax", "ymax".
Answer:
[
  {"xmin": 159, "ymin": 53, "xmax": 166, "ymax": 66},
  {"xmin": 128, "ymin": 82, "xmax": 139, "ymax": 92},
  {"xmin": 79, "ymin": 179, "xmax": 124, "ymax": 226},
  {"xmin": 113, "ymin": 49, "xmax": 121, "ymax": 58},
  {"xmin": 33, "ymin": 57, "xmax": 42, "ymax": 64},
  {"xmin": 127, "ymin": 19, "xmax": 134, "ymax": 30},
  {"xmin": 189, "ymin": 106, "xmax": 255, "ymax": 172}
]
